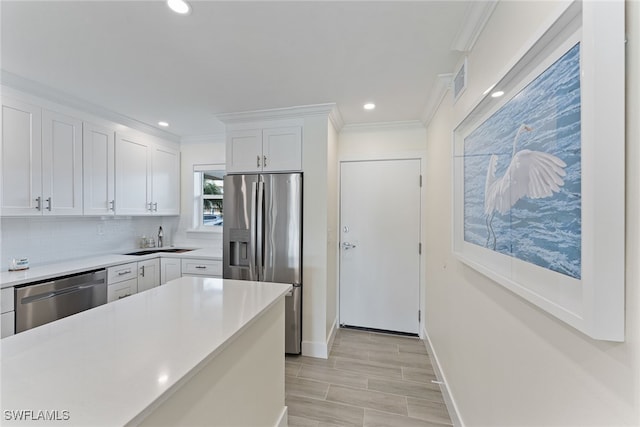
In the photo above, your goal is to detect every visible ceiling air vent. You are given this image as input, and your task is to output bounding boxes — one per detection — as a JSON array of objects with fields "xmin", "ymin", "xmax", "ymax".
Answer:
[{"xmin": 453, "ymin": 58, "xmax": 467, "ymax": 102}]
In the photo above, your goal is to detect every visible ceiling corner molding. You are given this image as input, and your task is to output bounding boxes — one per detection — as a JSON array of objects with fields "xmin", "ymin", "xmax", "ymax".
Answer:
[
  {"xmin": 0, "ymin": 70, "xmax": 181, "ymax": 142},
  {"xmin": 450, "ymin": 1, "xmax": 498, "ymax": 52},
  {"xmin": 215, "ymin": 103, "xmax": 338, "ymax": 124},
  {"xmin": 180, "ymin": 132, "xmax": 226, "ymax": 145},
  {"xmin": 421, "ymin": 74, "xmax": 452, "ymax": 127},
  {"xmin": 328, "ymin": 105, "xmax": 345, "ymax": 132}
]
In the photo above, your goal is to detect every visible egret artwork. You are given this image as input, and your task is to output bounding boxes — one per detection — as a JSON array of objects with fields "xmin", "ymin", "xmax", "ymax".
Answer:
[{"xmin": 463, "ymin": 43, "xmax": 582, "ymax": 279}]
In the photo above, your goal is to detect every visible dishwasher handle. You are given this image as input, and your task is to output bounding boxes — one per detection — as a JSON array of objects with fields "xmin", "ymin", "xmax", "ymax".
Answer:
[{"xmin": 20, "ymin": 280, "xmax": 105, "ymax": 305}]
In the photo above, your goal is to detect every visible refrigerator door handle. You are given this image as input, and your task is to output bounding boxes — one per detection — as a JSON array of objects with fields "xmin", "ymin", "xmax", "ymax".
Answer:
[
  {"xmin": 249, "ymin": 181, "xmax": 258, "ymax": 281},
  {"xmin": 256, "ymin": 180, "xmax": 265, "ymax": 281}
]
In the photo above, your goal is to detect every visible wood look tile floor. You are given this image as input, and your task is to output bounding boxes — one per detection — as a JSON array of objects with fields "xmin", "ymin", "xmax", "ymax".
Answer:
[{"xmin": 285, "ymin": 328, "xmax": 453, "ymax": 427}]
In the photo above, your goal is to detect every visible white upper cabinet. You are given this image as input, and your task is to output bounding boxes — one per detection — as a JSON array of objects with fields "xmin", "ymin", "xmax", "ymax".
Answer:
[
  {"xmin": 226, "ymin": 129, "xmax": 262, "ymax": 173},
  {"xmin": 115, "ymin": 132, "xmax": 152, "ymax": 215},
  {"xmin": 1, "ymin": 98, "xmax": 43, "ymax": 216},
  {"xmin": 152, "ymin": 145, "xmax": 180, "ymax": 215},
  {"xmin": 226, "ymin": 126, "xmax": 301, "ymax": 173},
  {"xmin": 115, "ymin": 132, "xmax": 180, "ymax": 215},
  {"xmin": 41, "ymin": 110, "xmax": 83, "ymax": 215},
  {"xmin": 1, "ymin": 99, "xmax": 82, "ymax": 216},
  {"xmin": 262, "ymin": 126, "xmax": 302, "ymax": 172},
  {"xmin": 83, "ymin": 122, "xmax": 115, "ymax": 215},
  {"xmin": 2, "ymin": 93, "xmax": 180, "ymax": 217}
]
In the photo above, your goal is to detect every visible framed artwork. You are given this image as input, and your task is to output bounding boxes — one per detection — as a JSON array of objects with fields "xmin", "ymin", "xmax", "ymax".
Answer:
[{"xmin": 452, "ymin": 1, "xmax": 625, "ymax": 341}]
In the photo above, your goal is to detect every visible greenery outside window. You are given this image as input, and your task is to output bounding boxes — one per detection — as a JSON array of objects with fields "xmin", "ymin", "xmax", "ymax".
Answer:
[{"xmin": 193, "ymin": 165, "xmax": 225, "ymax": 230}]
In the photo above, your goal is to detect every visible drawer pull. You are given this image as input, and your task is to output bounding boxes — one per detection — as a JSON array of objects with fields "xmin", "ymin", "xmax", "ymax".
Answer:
[
  {"xmin": 118, "ymin": 294, "xmax": 131, "ymax": 300},
  {"xmin": 118, "ymin": 270, "xmax": 132, "ymax": 276},
  {"xmin": 195, "ymin": 265, "xmax": 207, "ymax": 269}
]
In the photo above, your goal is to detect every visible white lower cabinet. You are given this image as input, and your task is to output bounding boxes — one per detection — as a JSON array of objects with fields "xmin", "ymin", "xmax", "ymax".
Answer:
[
  {"xmin": 138, "ymin": 258, "xmax": 160, "ymax": 292},
  {"xmin": 181, "ymin": 259, "xmax": 222, "ymax": 278},
  {"xmin": 107, "ymin": 278, "xmax": 138, "ymax": 303},
  {"xmin": 107, "ymin": 262, "xmax": 138, "ymax": 303},
  {"xmin": 1, "ymin": 287, "xmax": 15, "ymax": 338},
  {"xmin": 107, "ymin": 259, "xmax": 160, "ymax": 302},
  {"xmin": 160, "ymin": 258, "xmax": 181, "ymax": 285}
]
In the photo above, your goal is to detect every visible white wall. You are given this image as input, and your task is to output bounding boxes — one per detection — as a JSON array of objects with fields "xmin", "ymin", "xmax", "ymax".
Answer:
[
  {"xmin": 301, "ymin": 114, "xmax": 330, "ymax": 356},
  {"xmin": 424, "ymin": 1, "xmax": 640, "ymax": 425},
  {"xmin": 173, "ymin": 136, "xmax": 225, "ymax": 249},
  {"xmin": 325, "ymin": 120, "xmax": 339, "ymax": 341}
]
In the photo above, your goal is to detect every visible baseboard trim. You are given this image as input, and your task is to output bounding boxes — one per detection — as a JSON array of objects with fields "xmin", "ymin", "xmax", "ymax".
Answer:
[
  {"xmin": 301, "ymin": 319, "xmax": 338, "ymax": 359},
  {"xmin": 301, "ymin": 340, "xmax": 328, "ymax": 359},
  {"xmin": 275, "ymin": 406, "xmax": 288, "ymax": 427},
  {"xmin": 327, "ymin": 318, "xmax": 338, "ymax": 354},
  {"xmin": 423, "ymin": 326, "xmax": 464, "ymax": 427}
]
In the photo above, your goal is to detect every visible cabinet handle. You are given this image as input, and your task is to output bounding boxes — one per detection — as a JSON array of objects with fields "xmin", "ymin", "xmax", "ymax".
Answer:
[
  {"xmin": 109, "ymin": 200, "xmax": 115, "ymax": 211},
  {"xmin": 147, "ymin": 203, "xmax": 153, "ymax": 211},
  {"xmin": 195, "ymin": 265, "xmax": 207, "ymax": 269},
  {"xmin": 118, "ymin": 270, "xmax": 132, "ymax": 276},
  {"xmin": 153, "ymin": 202, "xmax": 158, "ymax": 212},
  {"xmin": 118, "ymin": 294, "xmax": 131, "ymax": 300},
  {"xmin": 257, "ymin": 155, "xmax": 261, "ymax": 168},
  {"xmin": 46, "ymin": 197, "xmax": 52, "ymax": 211},
  {"xmin": 140, "ymin": 265, "xmax": 145, "ymax": 277},
  {"xmin": 35, "ymin": 197, "xmax": 42, "ymax": 211},
  {"xmin": 263, "ymin": 155, "xmax": 267, "ymax": 167}
]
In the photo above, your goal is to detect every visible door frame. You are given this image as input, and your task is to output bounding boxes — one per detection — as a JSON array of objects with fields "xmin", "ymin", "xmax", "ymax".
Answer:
[{"xmin": 337, "ymin": 153, "xmax": 426, "ymax": 337}]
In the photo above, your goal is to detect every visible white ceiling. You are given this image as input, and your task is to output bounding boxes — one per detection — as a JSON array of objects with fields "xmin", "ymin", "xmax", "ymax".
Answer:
[{"xmin": 1, "ymin": 1, "xmax": 480, "ymax": 138}]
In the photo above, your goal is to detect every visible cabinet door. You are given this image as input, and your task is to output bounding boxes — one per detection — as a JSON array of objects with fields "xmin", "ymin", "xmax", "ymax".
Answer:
[
  {"xmin": 152, "ymin": 145, "xmax": 180, "ymax": 215},
  {"xmin": 138, "ymin": 258, "xmax": 160, "ymax": 292},
  {"xmin": 41, "ymin": 110, "xmax": 83, "ymax": 215},
  {"xmin": 83, "ymin": 122, "xmax": 115, "ymax": 215},
  {"xmin": 160, "ymin": 258, "xmax": 181, "ymax": 285},
  {"xmin": 262, "ymin": 126, "xmax": 302, "ymax": 172},
  {"xmin": 1, "ymin": 98, "xmax": 43, "ymax": 216},
  {"xmin": 107, "ymin": 278, "xmax": 138, "ymax": 303},
  {"xmin": 226, "ymin": 129, "xmax": 262, "ymax": 173},
  {"xmin": 1, "ymin": 311, "xmax": 15, "ymax": 338},
  {"xmin": 115, "ymin": 132, "xmax": 152, "ymax": 215}
]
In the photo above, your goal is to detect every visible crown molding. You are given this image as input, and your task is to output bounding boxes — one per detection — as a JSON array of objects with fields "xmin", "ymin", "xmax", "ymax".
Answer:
[
  {"xmin": 421, "ymin": 74, "xmax": 452, "ymax": 127},
  {"xmin": 180, "ymin": 132, "xmax": 226, "ymax": 145},
  {"xmin": 0, "ymin": 70, "xmax": 181, "ymax": 142},
  {"xmin": 450, "ymin": 1, "xmax": 498, "ymax": 52},
  {"xmin": 328, "ymin": 105, "xmax": 345, "ymax": 132},
  {"xmin": 341, "ymin": 120, "xmax": 425, "ymax": 133},
  {"xmin": 216, "ymin": 103, "xmax": 339, "ymax": 125}
]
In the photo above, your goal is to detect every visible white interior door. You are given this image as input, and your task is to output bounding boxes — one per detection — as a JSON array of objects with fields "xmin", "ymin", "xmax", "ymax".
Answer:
[{"xmin": 339, "ymin": 159, "xmax": 421, "ymax": 334}]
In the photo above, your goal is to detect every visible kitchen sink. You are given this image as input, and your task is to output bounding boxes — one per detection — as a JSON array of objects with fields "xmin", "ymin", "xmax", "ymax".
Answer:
[{"xmin": 124, "ymin": 248, "xmax": 194, "ymax": 256}]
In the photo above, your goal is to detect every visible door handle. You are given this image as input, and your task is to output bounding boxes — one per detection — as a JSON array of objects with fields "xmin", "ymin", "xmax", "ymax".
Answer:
[{"xmin": 342, "ymin": 242, "xmax": 357, "ymax": 250}]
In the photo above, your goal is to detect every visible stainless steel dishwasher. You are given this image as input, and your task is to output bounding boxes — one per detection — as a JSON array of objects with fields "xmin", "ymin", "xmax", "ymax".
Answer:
[{"xmin": 15, "ymin": 269, "xmax": 107, "ymax": 333}]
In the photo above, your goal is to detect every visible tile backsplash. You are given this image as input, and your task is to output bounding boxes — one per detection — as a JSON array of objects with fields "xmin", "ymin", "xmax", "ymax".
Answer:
[{"xmin": 0, "ymin": 216, "xmax": 180, "ymax": 271}]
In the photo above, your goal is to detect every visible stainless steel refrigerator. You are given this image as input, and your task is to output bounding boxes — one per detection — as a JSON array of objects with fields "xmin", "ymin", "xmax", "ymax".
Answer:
[{"xmin": 223, "ymin": 173, "xmax": 302, "ymax": 354}]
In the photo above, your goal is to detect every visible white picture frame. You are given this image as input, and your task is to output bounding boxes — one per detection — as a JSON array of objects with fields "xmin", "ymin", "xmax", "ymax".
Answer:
[{"xmin": 452, "ymin": 1, "xmax": 625, "ymax": 341}]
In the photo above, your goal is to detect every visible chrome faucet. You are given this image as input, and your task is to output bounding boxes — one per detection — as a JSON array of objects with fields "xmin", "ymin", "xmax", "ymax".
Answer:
[{"xmin": 158, "ymin": 226, "xmax": 163, "ymax": 248}]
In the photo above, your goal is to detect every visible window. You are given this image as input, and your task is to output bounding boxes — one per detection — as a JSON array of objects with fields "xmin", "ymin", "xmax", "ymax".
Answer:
[{"xmin": 193, "ymin": 165, "xmax": 225, "ymax": 230}]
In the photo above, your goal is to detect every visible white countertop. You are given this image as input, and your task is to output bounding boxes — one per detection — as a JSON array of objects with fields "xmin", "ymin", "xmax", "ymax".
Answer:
[
  {"xmin": 0, "ymin": 247, "xmax": 222, "ymax": 289},
  {"xmin": 0, "ymin": 277, "xmax": 291, "ymax": 426}
]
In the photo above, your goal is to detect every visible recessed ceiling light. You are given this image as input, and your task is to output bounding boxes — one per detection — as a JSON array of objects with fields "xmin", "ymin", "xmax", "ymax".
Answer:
[
  {"xmin": 167, "ymin": 0, "xmax": 191, "ymax": 15},
  {"xmin": 491, "ymin": 91, "xmax": 505, "ymax": 98},
  {"xmin": 363, "ymin": 103, "xmax": 376, "ymax": 110},
  {"xmin": 158, "ymin": 121, "xmax": 169, "ymax": 127}
]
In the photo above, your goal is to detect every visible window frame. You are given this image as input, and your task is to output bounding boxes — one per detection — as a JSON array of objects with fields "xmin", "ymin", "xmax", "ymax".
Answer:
[{"xmin": 191, "ymin": 164, "xmax": 225, "ymax": 233}]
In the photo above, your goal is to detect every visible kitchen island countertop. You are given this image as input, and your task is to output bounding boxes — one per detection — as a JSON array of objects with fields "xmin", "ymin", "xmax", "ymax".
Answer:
[{"xmin": 1, "ymin": 277, "xmax": 291, "ymax": 426}]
